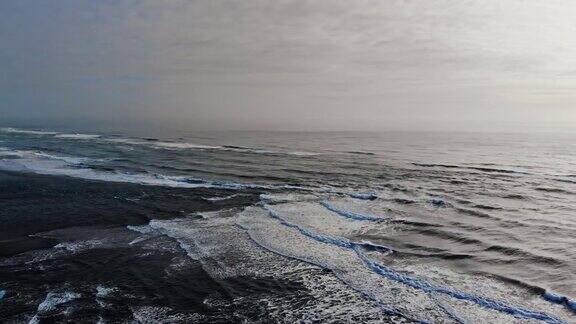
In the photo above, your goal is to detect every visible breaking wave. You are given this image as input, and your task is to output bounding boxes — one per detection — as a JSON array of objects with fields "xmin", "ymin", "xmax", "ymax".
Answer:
[
  {"xmin": 107, "ymin": 137, "xmax": 318, "ymax": 156},
  {"xmin": 0, "ymin": 127, "xmax": 57, "ymax": 135},
  {"xmin": 264, "ymin": 205, "xmax": 393, "ymax": 254},
  {"xmin": 0, "ymin": 149, "xmax": 373, "ymax": 200},
  {"xmin": 0, "ymin": 126, "xmax": 318, "ymax": 157},
  {"xmin": 321, "ymin": 201, "xmax": 389, "ymax": 221},
  {"xmin": 257, "ymin": 205, "xmax": 565, "ymax": 323},
  {"xmin": 54, "ymin": 133, "xmax": 101, "ymax": 139},
  {"xmin": 413, "ymin": 163, "xmax": 530, "ymax": 175}
]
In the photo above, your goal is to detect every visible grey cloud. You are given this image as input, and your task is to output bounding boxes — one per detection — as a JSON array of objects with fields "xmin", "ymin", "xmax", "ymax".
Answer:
[{"xmin": 1, "ymin": 0, "xmax": 576, "ymax": 131}]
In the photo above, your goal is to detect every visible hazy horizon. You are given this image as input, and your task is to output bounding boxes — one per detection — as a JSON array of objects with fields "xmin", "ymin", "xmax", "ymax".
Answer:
[{"xmin": 2, "ymin": 1, "xmax": 576, "ymax": 132}]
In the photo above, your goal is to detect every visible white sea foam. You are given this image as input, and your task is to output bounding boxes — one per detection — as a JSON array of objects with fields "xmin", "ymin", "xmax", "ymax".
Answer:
[
  {"xmin": 34, "ymin": 291, "xmax": 81, "ymax": 314},
  {"xmin": 55, "ymin": 133, "xmax": 101, "ymax": 140},
  {"xmin": 104, "ymin": 137, "xmax": 318, "ymax": 156},
  {"xmin": 1, "ymin": 126, "xmax": 318, "ymax": 156},
  {"xmin": 96, "ymin": 285, "xmax": 117, "ymax": 298},
  {"xmin": 105, "ymin": 138, "xmax": 146, "ymax": 146},
  {"xmin": 54, "ymin": 240, "xmax": 104, "ymax": 252},
  {"xmin": 0, "ymin": 127, "xmax": 57, "ymax": 135},
  {"xmin": 260, "ymin": 193, "xmax": 319, "ymax": 203},
  {"xmin": 239, "ymin": 207, "xmax": 481, "ymax": 322},
  {"xmin": 0, "ymin": 156, "xmax": 377, "ymax": 201},
  {"xmin": 150, "ymin": 141, "xmax": 221, "ymax": 150},
  {"xmin": 267, "ymin": 202, "xmax": 375, "ymax": 238},
  {"xmin": 131, "ymin": 306, "xmax": 205, "ymax": 323},
  {"xmin": 126, "ymin": 224, "xmax": 156, "ymax": 234},
  {"xmin": 202, "ymin": 194, "xmax": 240, "ymax": 201},
  {"xmin": 237, "ymin": 204, "xmax": 572, "ymax": 322},
  {"xmin": 0, "ymin": 155, "xmax": 271, "ymax": 191},
  {"xmin": 0, "ymin": 147, "xmax": 375, "ymax": 200},
  {"xmin": 0, "ymin": 147, "xmax": 88, "ymax": 165},
  {"xmin": 106, "ymin": 138, "xmax": 221, "ymax": 150},
  {"xmin": 130, "ymin": 212, "xmax": 389, "ymax": 322}
]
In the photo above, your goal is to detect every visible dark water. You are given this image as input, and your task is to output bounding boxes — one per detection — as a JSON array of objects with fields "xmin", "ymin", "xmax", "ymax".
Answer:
[{"xmin": 0, "ymin": 126, "xmax": 575, "ymax": 323}]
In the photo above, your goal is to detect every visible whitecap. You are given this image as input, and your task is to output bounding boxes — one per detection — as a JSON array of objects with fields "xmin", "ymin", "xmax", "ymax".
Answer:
[
  {"xmin": 202, "ymin": 194, "xmax": 240, "ymax": 201},
  {"xmin": 0, "ymin": 127, "xmax": 57, "ymax": 135},
  {"xmin": 237, "ymin": 206, "xmax": 570, "ymax": 322},
  {"xmin": 36, "ymin": 291, "xmax": 81, "ymax": 313},
  {"xmin": 150, "ymin": 141, "xmax": 221, "ymax": 150},
  {"xmin": 96, "ymin": 285, "xmax": 117, "ymax": 298},
  {"xmin": 0, "ymin": 147, "xmax": 88, "ymax": 165},
  {"xmin": 104, "ymin": 137, "xmax": 318, "ymax": 156},
  {"xmin": 55, "ymin": 133, "xmax": 101, "ymax": 140}
]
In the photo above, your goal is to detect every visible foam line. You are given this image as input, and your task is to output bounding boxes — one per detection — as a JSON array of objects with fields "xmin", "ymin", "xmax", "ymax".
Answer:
[
  {"xmin": 234, "ymin": 223, "xmax": 425, "ymax": 323},
  {"xmin": 355, "ymin": 248, "xmax": 563, "ymax": 324},
  {"xmin": 0, "ymin": 155, "xmax": 377, "ymax": 199},
  {"xmin": 316, "ymin": 188, "xmax": 377, "ymax": 200},
  {"xmin": 0, "ymin": 127, "xmax": 57, "ymax": 135},
  {"xmin": 265, "ymin": 206, "xmax": 564, "ymax": 324},
  {"xmin": 429, "ymin": 293, "xmax": 468, "ymax": 324},
  {"xmin": 543, "ymin": 291, "xmax": 576, "ymax": 313},
  {"xmin": 321, "ymin": 202, "xmax": 389, "ymax": 221},
  {"xmin": 263, "ymin": 205, "xmax": 392, "ymax": 254},
  {"xmin": 202, "ymin": 194, "xmax": 240, "ymax": 201}
]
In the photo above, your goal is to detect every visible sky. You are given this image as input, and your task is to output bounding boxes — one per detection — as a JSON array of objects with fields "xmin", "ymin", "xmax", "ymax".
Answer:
[{"xmin": 1, "ymin": 0, "xmax": 576, "ymax": 132}]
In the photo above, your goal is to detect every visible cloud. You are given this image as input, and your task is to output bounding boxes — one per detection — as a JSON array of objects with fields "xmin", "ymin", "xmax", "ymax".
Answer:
[{"xmin": 1, "ymin": 0, "xmax": 576, "ymax": 131}]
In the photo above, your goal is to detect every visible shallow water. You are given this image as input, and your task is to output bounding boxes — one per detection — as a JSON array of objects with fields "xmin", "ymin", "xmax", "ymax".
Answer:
[{"xmin": 0, "ymin": 127, "xmax": 575, "ymax": 322}]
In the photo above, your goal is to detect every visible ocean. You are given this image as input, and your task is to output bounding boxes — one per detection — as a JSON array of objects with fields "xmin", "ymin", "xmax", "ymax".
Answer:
[{"xmin": 0, "ymin": 126, "xmax": 574, "ymax": 323}]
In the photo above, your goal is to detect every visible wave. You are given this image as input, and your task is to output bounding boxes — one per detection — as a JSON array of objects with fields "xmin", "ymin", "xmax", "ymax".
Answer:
[
  {"xmin": 105, "ymin": 137, "xmax": 318, "ymax": 157},
  {"xmin": 455, "ymin": 207, "xmax": 493, "ymax": 219},
  {"xmin": 202, "ymin": 194, "xmax": 240, "ymax": 201},
  {"xmin": 147, "ymin": 141, "xmax": 222, "ymax": 150},
  {"xmin": 503, "ymin": 194, "xmax": 530, "ymax": 200},
  {"xmin": 0, "ymin": 127, "xmax": 318, "ymax": 157},
  {"xmin": 535, "ymin": 187, "xmax": 574, "ymax": 195},
  {"xmin": 1, "ymin": 127, "xmax": 99, "ymax": 140},
  {"xmin": 235, "ymin": 221, "xmax": 421, "ymax": 322},
  {"xmin": 553, "ymin": 178, "xmax": 576, "ymax": 185},
  {"xmin": 543, "ymin": 291, "xmax": 576, "ymax": 312},
  {"xmin": 0, "ymin": 150, "xmax": 376, "ymax": 200},
  {"xmin": 346, "ymin": 151, "xmax": 376, "ymax": 156},
  {"xmin": 413, "ymin": 163, "xmax": 461, "ymax": 169},
  {"xmin": 0, "ymin": 127, "xmax": 57, "ymax": 135},
  {"xmin": 408, "ymin": 227, "xmax": 484, "ymax": 245},
  {"xmin": 466, "ymin": 166, "xmax": 530, "ymax": 175},
  {"xmin": 0, "ymin": 147, "xmax": 88, "ymax": 165},
  {"xmin": 29, "ymin": 291, "xmax": 82, "ymax": 323},
  {"xmin": 341, "ymin": 192, "xmax": 378, "ymax": 200},
  {"xmin": 0, "ymin": 156, "xmax": 261, "ymax": 190},
  {"xmin": 473, "ymin": 204, "xmax": 505, "ymax": 211},
  {"xmin": 413, "ymin": 163, "xmax": 529, "ymax": 175},
  {"xmin": 483, "ymin": 245, "xmax": 563, "ymax": 266},
  {"xmin": 264, "ymin": 205, "xmax": 392, "ymax": 254},
  {"xmin": 355, "ymin": 249, "xmax": 562, "ymax": 323},
  {"xmin": 321, "ymin": 202, "xmax": 389, "ymax": 221},
  {"xmin": 487, "ymin": 274, "xmax": 576, "ymax": 313},
  {"xmin": 389, "ymin": 198, "xmax": 417, "ymax": 204},
  {"xmin": 257, "ymin": 206, "xmax": 564, "ymax": 323},
  {"xmin": 430, "ymin": 293, "xmax": 470, "ymax": 323},
  {"xmin": 96, "ymin": 285, "xmax": 117, "ymax": 298},
  {"xmin": 54, "ymin": 133, "xmax": 101, "ymax": 140}
]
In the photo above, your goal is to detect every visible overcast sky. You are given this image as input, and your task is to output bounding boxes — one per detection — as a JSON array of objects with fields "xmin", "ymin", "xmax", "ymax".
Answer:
[{"xmin": 1, "ymin": 1, "xmax": 576, "ymax": 131}]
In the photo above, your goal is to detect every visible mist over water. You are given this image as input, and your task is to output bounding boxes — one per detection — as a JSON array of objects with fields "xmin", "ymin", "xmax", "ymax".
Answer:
[{"xmin": 1, "ymin": 126, "xmax": 575, "ymax": 322}]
